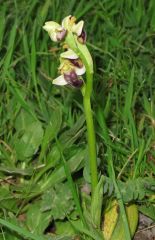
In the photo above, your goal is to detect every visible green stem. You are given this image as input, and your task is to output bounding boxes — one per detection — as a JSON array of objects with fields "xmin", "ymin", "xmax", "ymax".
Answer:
[
  {"xmin": 65, "ymin": 32, "xmax": 98, "ymax": 194},
  {"xmin": 83, "ymin": 73, "xmax": 98, "ymax": 195}
]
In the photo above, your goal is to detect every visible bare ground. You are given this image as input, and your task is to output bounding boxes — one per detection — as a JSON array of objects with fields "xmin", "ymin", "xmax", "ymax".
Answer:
[{"xmin": 134, "ymin": 214, "xmax": 155, "ymax": 240}]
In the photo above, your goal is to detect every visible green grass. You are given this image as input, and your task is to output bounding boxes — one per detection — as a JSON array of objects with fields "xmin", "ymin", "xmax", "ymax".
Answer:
[{"xmin": 0, "ymin": 0, "xmax": 155, "ymax": 239}]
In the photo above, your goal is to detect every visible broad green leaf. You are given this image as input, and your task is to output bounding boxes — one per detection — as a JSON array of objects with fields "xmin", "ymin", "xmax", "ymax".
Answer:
[
  {"xmin": 54, "ymin": 220, "xmax": 76, "ymax": 236},
  {"xmin": 41, "ymin": 182, "xmax": 74, "ymax": 220},
  {"xmin": 139, "ymin": 204, "xmax": 155, "ymax": 221},
  {"xmin": 39, "ymin": 148, "xmax": 85, "ymax": 192},
  {"xmin": 0, "ymin": 187, "xmax": 17, "ymax": 212},
  {"xmin": 26, "ymin": 202, "xmax": 51, "ymax": 235},
  {"xmin": 0, "ymin": 166, "xmax": 33, "ymax": 176},
  {"xmin": 14, "ymin": 121, "xmax": 43, "ymax": 161},
  {"xmin": 35, "ymin": 145, "xmax": 61, "ymax": 183},
  {"xmin": 39, "ymin": 107, "xmax": 62, "ymax": 162},
  {"xmin": 14, "ymin": 109, "xmax": 36, "ymax": 131},
  {"xmin": 0, "ymin": 217, "xmax": 45, "ymax": 240}
]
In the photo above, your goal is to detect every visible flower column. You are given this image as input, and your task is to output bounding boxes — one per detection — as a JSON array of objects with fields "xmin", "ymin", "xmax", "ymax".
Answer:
[{"xmin": 43, "ymin": 15, "xmax": 98, "ymax": 195}]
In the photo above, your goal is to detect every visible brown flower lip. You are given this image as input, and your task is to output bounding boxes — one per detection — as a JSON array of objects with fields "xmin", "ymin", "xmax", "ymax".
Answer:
[
  {"xmin": 69, "ymin": 59, "xmax": 83, "ymax": 68},
  {"xmin": 78, "ymin": 29, "xmax": 87, "ymax": 44},
  {"xmin": 64, "ymin": 70, "xmax": 83, "ymax": 88}
]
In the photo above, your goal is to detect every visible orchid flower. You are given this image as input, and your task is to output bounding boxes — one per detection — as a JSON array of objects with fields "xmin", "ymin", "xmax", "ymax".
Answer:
[
  {"xmin": 62, "ymin": 15, "xmax": 86, "ymax": 43},
  {"xmin": 43, "ymin": 15, "xmax": 86, "ymax": 43},
  {"xmin": 43, "ymin": 21, "xmax": 66, "ymax": 42},
  {"xmin": 53, "ymin": 49, "xmax": 85, "ymax": 88}
]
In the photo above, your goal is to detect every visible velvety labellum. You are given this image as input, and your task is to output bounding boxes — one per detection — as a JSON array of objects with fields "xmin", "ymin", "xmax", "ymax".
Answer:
[{"xmin": 64, "ymin": 71, "xmax": 83, "ymax": 88}]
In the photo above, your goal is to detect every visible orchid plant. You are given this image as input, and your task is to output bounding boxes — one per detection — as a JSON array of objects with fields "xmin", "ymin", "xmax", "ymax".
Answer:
[
  {"xmin": 43, "ymin": 16, "xmax": 139, "ymax": 240},
  {"xmin": 43, "ymin": 15, "xmax": 98, "ymax": 195}
]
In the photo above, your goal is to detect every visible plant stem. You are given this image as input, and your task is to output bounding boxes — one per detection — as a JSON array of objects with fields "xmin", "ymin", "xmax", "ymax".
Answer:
[
  {"xmin": 65, "ymin": 33, "xmax": 98, "ymax": 195},
  {"xmin": 83, "ymin": 72, "xmax": 98, "ymax": 195}
]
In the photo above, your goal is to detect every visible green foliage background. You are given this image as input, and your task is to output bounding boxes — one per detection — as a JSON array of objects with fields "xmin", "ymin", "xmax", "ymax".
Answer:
[{"xmin": 0, "ymin": 0, "xmax": 155, "ymax": 239}]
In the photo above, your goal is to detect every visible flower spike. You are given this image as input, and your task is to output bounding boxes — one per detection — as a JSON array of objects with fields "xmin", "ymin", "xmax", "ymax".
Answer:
[
  {"xmin": 43, "ymin": 16, "xmax": 98, "ymax": 198},
  {"xmin": 43, "ymin": 15, "xmax": 92, "ymax": 88}
]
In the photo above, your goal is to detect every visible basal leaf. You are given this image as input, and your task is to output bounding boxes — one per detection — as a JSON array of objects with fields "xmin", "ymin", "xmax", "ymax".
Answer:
[
  {"xmin": 41, "ymin": 182, "xmax": 75, "ymax": 220},
  {"xmin": 39, "ymin": 107, "xmax": 62, "ymax": 162},
  {"xmin": 14, "ymin": 109, "xmax": 36, "ymax": 131},
  {"xmin": 0, "ymin": 186, "xmax": 18, "ymax": 212},
  {"xmin": 54, "ymin": 220, "xmax": 76, "ymax": 236},
  {"xmin": 26, "ymin": 202, "xmax": 51, "ymax": 235},
  {"xmin": 14, "ymin": 121, "xmax": 43, "ymax": 161}
]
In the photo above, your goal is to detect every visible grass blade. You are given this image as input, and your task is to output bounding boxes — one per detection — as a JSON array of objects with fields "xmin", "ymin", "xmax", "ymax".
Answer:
[{"xmin": 0, "ymin": 218, "xmax": 45, "ymax": 240}]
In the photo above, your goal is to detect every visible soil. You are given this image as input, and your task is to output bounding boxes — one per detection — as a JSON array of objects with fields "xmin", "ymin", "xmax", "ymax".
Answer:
[{"xmin": 134, "ymin": 214, "xmax": 155, "ymax": 240}]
